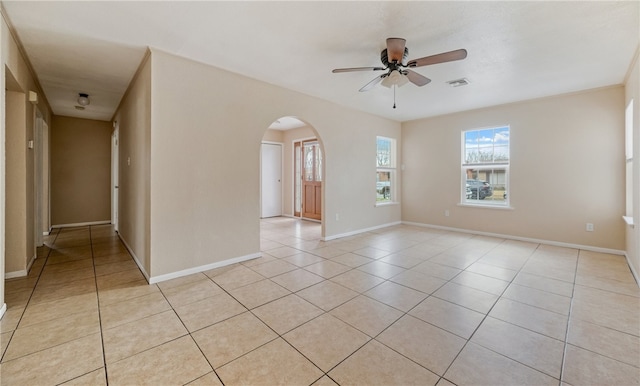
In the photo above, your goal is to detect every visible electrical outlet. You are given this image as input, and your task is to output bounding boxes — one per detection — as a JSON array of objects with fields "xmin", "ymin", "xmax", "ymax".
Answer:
[
  {"xmin": 586, "ymin": 223, "xmax": 594, "ymax": 232},
  {"xmin": 335, "ymin": 213, "xmax": 339, "ymax": 221},
  {"xmin": 445, "ymin": 210, "xmax": 450, "ymax": 217}
]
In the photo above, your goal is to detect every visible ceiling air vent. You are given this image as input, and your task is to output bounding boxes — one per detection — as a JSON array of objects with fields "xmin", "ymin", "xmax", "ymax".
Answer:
[{"xmin": 446, "ymin": 78, "xmax": 470, "ymax": 87}]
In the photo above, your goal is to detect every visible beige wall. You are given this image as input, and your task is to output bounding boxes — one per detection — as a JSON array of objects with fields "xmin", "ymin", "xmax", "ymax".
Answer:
[
  {"xmin": 112, "ymin": 52, "xmax": 152, "ymax": 276},
  {"xmin": 262, "ymin": 129, "xmax": 284, "ymax": 143},
  {"xmin": 1, "ymin": 11, "xmax": 53, "ymax": 314},
  {"xmin": 402, "ymin": 86, "xmax": 625, "ymax": 251},
  {"xmin": 50, "ymin": 116, "xmax": 112, "ymax": 226},
  {"xmin": 625, "ymin": 47, "xmax": 639, "ymax": 279},
  {"xmin": 147, "ymin": 49, "xmax": 400, "ymax": 280}
]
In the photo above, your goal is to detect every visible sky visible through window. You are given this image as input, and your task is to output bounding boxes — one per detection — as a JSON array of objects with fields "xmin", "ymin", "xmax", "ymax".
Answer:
[{"xmin": 464, "ymin": 126, "xmax": 510, "ymax": 164}]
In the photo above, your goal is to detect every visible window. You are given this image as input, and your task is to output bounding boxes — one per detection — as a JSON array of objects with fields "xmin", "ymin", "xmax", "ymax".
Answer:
[
  {"xmin": 626, "ymin": 99, "xmax": 634, "ymax": 218},
  {"xmin": 376, "ymin": 136, "xmax": 396, "ymax": 203},
  {"xmin": 462, "ymin": 126, "xmax": 510, "ymax": 206}
]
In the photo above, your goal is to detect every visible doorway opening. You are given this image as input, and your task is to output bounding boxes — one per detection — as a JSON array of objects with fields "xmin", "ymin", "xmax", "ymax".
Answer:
[{"xmin": 260, "ymin": 116, "xmax": 324, "ymax": 227}]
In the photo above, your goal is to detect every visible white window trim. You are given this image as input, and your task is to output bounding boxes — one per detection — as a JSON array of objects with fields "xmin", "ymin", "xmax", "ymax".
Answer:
[
  {"xmin": 461, "ymin": 126, "xmax": 510, "ymax": 208},
  {"xmin": 376, "ymin": 136, "xmax": 398, "ymax": 205}
]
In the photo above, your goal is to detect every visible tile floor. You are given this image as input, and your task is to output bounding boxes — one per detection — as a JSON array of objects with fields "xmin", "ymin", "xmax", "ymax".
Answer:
[{"xmin": 1, "ymin": 217, "xmax": 639, "ymax": 385}]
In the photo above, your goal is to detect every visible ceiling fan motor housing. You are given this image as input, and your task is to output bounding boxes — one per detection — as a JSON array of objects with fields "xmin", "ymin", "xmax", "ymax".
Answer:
[{"xmin": 381, "ymin": 47, "xmax": 409, "ymax": 67}]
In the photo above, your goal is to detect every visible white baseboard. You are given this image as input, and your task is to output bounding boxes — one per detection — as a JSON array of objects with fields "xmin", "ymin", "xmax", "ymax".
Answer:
[
  {"xmin": 322, "ymin": 221, "xmax": 402, "ymax": 241},
  {"xmin": 148, "ymin": 252, "xmax": 262, "ymax": 284},
  {"xmin": 5, "ymin": 269, "xmax": 27, "ymax": 279},
  {"xmin": 402, "ymin": 221, "xmax": 626, "ymax": 256},
  {"xmin": 625, "ymin": 252, "xmax": 639, "ymax": 286},
  {"xmin": 0, "ymin": 303, "xmax": 6, "ymax": 320},
  {"xmin": 52, "ymin": 220, "xmax": 111, "ymax": 229}
]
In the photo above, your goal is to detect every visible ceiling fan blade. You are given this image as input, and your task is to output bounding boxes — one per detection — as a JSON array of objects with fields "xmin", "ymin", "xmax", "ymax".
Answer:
[
  {"xmin": 332, "ymin": 66, "xmax": 385, "ymax": 73},
  {"xmin": 359, "ymin": 74, "xmax": 385, "ymax": 92},
  {"xmin": 404, "ymin": 69, "xmax": 431, "ymax": 87},
  {"xmin": 407, "ymin": 48, "xmax": 468, "ymax": 68},
  {"xmin": 386, "ymin": 38, "xmax": 407, "ymax": 63}
]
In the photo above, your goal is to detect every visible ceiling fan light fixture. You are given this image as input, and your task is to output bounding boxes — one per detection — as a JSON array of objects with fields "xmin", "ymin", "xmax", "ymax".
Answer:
[
  {"xmin": 381, "ymin": 70, "xmax": 408, "ymax": 88},
  {"xmin": 77, "ymin": 93, "xmax": 90, "ymax": 106}
]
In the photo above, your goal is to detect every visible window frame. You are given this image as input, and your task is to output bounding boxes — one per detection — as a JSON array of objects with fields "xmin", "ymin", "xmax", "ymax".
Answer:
[
  {"xmin": 376, "ymin": 136, "xmax": 397, "ymax": 206},
  {"xmin": 460, "ymin": 125, "xmax": 511, "ymax": 208}
]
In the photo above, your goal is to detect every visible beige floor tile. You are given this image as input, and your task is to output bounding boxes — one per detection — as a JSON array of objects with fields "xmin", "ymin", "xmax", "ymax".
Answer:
[
  {"xmin": 186, "ymin": 372, "xmax": 223, "ymax": 386},
  {"xmin": 352, "ymin": 246, "xmax": 390, "ymax": 259},
  {"xmin": 465, "ymin": 261, "xmax": 518, "ymax": 281},
  {"xmin": 391, "ymin": 270, "xmax": 447, "ymax": 294},
  {"xmin": 94, "ymin": 259, "xmax": 138, "ymax": 277},
  {"xmin": 365, "ymin": 281, "xmax": 428, "ymax": 312},
  {"xmin": 270, "ymin": 268, "xmax": 324, "ymax": 292},
  {"xmin": 304, "ymin": 260, "xmax": 351, "ymax": 279},
  {"xmin": 357, "ymin": 261, "xmax": 405, "ymax": 279},
  {"xmin": 4, "ymin": 276, "xmax": 38, "ymax": 293},
  {"xmin": 241, "ymin": 254, "xmax": 278, "ymax": 267},
  {"xmin": 103, "ymin": 310, "xmax": 188, "ymax": 363},
  {"xmin": 428, "ymin": 252, "xmax": 480, "ymax": 270},
  {"xmin": 571, "ymin": 285, "xmax": 640, "ymax": 334},
  {"xmin": 30, "ymin": 277, "xmax": 96, "ymax": 305},
  {"xmin": 1, "ymin": 331, "xmax": 12, "ymax": 358},
  {"xmin": 471, "ymin": 317, "xmax": 564, "ymax": 378},
  {"xmin": 451, "ymin": 271, "xmax": 510, "ymax": 295},
  {"xmin": 3, "ymin": 289, "xmax": 32, "ymax": 309},
  {"xmin": 521, "ymin": 261, "xmax": 576, "ymax": 283},
  {"xmin": 379, "ymin": 252, "xmax": 426, "ymax": 268},
  {"xmin": 377, "ymin": 315, "xmax": 466, "ymax": 376},
  {"xmin": 411, "ymin": 261, "xmax": 461, "ymax": 280},
  {"xmin": 92, "ymin": 243, "xmax": 128, "ymax": 257},
  {"xmin": 192, "ymin": 311, "xmax": 278, "ymax": 368},
  {"xmin": 60, "ymin": 368, "xmax": 106, "ymax": 385},
  {"xmin": 502, "ymin": 283, "xmax": 571, "ymax": 315},
  {"xmin": 265, "ymin": 245, "xmax": 301, "ymax": 258},
  {"xmin": 330, "ymin": 269, "xmax": 385, "ymax": 293},
  {"xmin": 512, "ymin": 272, "xmax": 574, "ymax": 297},
  {"xmin": 489, "ymin": 298, "xmax": 568, "ymax": 341},
  {"xmin": 4, "ymin": 309, "xmax": 100, "ymax": 361},
  {"xmin": 575, "ymin": 273, "xmax": 640, "ymax": 297},
  {"xmin": 0, "ymin": 333, "xmax": 104, "ymax": 386},
  {"xmin": 174, "ymin": 292, "xmax": 246, "ymax": 332},
  {"xmin": 228, "ymin": 279, "xmax": 290, "ymax": 309},
  {"xmin": 216, "ymin": 338, "xmax": 323, "ymax": 385},
  {"xmin": 567, "ymin": 318, "xmax": 640, "ymax": 367},
  {"xmin": 312, "ymin": 375, "xmax": 339, "ymax": 386},
  {"xmin": 42, "ymin": 258, "xmax": 94, "ymax": 274},
  {"xmin": 253, "ymin": 294, "xmax": 324, "ymax": 334},
  {"xmin": 98, "ymin": 279, "xmax": 160, "ymax": 306},
  {"xmin": 36, "ymin": 267, "xmax": 96, "ymax": 288},
  {"xmin": 96, "ymin": 268, "xmax": 147, "ymax": 290},
  {"xmin": 284, "ymin": 313, "xmax": 370, "ymax": 372},
  {"xmin": 0, "ymin": 307, "xmax": 24, "ymax": 333},
  {"xmin": 308, "ymin": 246, "xmax": 346, "ymax": 259},
  {"xmin": 330, "ymin": 339, "xmax": 439, "ymax": 385},
  {"xmin": 107, "ymin": 336, "xmax": 211, "ymax": 385},
  {"xmin": 250, "ymin": 259, "xmax": 298, "ymax": 278},
  {"xmin": 281, "ymin": 251, "xmax": 326, "ymax": 267},
  {"xmin": 330, "ymin": 252, "xmax": 374, "ymax": 268},
  {"xmin": 297, "ymin": 280, "xmax": 359, "ymax": 311},
  {"xmin": 562, "ymin": 344, "xmax": 640, "ymax": 385},
  {"xmin": 20, "ymin": 292, "xmax": 98, "ymax": 327},
  {"xmin": 100, "ymin": 291, "xmax": 171, "ymax": 330},
  {"xmin": 161, "ymin": 278, "xmax": 223, "ymax": 308},
  {"xmin": 435, "ymin": 377, "xmax": 456, "ymax": 386},
  {"xmin": 445, "ymin": 342, "xmax": 557, "ymax": 386},
  {"xmin": 47, "ymin": 246, "xmax": 93, "ymax": 264},
  {"xmin": 330, "ymin": 295, "xmax": 403, "ymax": 337},
  {"xmin": 409, "ymin": 296, "xmax": 484, "ymax": 339},
  {"xmin": 210, "ymin": 265, "xmax": 265, "ymax": 290},
  {"xmin": 92, "ymin": 252, "xmax": 134, "ymax": 266}
]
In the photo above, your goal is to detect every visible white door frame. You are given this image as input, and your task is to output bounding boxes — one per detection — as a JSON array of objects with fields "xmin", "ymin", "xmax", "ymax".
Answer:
[{"xmin": 111, "ymin": 123, "xmax": 119, "ymax": 232}]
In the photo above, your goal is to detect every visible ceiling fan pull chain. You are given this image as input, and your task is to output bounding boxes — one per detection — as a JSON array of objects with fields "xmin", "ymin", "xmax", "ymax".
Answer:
[{"xmin": 393, "ymin": 84, "xmax": 397, "ymax": 109}]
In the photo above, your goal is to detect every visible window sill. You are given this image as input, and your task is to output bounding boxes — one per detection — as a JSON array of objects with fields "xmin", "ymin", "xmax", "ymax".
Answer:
[
  {"xmin": 623, "ymin": 216, "xmax": 634, "ymax": 228},
  {"xmin": 458, "ymin": 202, "xmax": 514, "ymax": 210},
  {"xmin": 376, "ymin": 201, "xmax": 400, "ymax": 207}
]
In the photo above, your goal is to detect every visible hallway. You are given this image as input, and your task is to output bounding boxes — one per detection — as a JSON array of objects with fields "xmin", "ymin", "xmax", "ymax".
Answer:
[{"xmin": 1, "ymin": 218, "xmax": 638, "ymax": 385}]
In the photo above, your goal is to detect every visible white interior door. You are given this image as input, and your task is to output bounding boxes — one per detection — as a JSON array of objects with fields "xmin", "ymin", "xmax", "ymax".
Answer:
[{"xmin": 261, "ymin": 143, "xmax": 282, "ymax": 218}]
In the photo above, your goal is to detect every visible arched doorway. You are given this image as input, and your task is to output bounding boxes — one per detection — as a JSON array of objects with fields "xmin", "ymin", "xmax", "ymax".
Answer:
[{"xmin": 260, "ymin": 116, "xmax": 325, "ymax": 224}]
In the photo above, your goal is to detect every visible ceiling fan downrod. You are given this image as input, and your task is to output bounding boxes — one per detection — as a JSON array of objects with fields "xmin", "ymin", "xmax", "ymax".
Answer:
[{"xmin": 393, "ymin": 84, "xmax": 397, "ymax": 109}]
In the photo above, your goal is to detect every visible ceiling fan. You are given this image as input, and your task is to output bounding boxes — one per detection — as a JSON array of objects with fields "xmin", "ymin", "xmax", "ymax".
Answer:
[{"xmin": 332, "ymin": 38, "xmax": 467, "ymax": 108}]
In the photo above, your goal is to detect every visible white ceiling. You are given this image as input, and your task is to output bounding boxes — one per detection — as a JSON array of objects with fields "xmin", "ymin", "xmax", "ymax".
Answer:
[{"xmin": 2, "ymin": 1, "xmax": 639, "ymax": 123}]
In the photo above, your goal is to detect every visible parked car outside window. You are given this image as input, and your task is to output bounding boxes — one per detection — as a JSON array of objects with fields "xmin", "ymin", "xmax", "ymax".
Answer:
[{"xmin": 466, "ymin": 179, "xmax": 493, "ymax": 199}]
